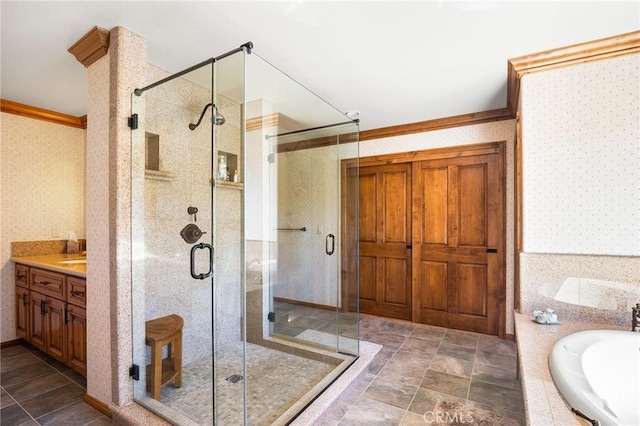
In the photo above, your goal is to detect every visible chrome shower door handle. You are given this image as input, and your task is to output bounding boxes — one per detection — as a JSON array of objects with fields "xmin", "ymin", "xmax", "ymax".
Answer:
[
  {"xmin": 190, "ymin": 242, "xmax": 214, "ymax": 279},
  {"xmin": 326, "ymin": 234, "xmax": 335, "ymax": 256}
]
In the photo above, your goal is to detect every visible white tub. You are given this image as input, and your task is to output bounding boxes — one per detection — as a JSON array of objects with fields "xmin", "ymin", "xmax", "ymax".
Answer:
[{"xmin": 549, "ymin": 330, "xmax": 640, "ymax": 426}]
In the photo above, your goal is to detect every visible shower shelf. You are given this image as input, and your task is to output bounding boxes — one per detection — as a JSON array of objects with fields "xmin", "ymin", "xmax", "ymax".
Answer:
[
  {"xmin": 145, "ymin": 170, "xmax": 176, "ymax": 181},
  {"xmin": 213, "ymin": 180, "xmax": 243, "ymax": 190}
]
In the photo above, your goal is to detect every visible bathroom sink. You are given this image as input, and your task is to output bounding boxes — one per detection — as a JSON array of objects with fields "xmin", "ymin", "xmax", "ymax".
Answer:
[{"xmin": 57, "ymin": 259, "xmax": 87, "ymax": 264}]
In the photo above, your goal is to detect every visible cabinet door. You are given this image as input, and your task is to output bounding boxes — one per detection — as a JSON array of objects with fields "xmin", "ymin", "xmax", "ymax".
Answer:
[
  {"xmin": 15, "ymin": 286, "xmax": 30, "ymax": 340},
  {"xmin": 67, "ymin": 305, "xmax": 87, "ymax": 376},
  {"xmin": 45, "ymin": 297, "xmax": 67, "ymax": 363},
  {"xmin": 29, "ymin": 291, "xmax": 47, "ymax": 352}
]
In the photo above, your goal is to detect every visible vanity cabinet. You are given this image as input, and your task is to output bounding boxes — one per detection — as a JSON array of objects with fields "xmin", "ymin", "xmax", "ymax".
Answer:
[{"xmin": 15, "ymin": 264, "xmax": 87, "ymax": 376}]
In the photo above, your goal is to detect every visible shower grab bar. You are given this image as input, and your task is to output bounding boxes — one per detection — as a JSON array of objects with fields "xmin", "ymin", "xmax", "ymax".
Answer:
[{"xmin": 276, "ymin": 227, "xmax": 306, "ymax": 232}]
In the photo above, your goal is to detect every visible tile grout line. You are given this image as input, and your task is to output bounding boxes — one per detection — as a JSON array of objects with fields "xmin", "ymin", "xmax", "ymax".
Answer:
[
  {"xmin": 464, "ymin": 334, "xmax": 478, "ymax": 404},
  {"xmin": 399, "ymin": 335, "xmax": 439, "ymax": 423},
  {"xmin": 32, "ymin": 398, "xmax": 89, "ymax": 425}
]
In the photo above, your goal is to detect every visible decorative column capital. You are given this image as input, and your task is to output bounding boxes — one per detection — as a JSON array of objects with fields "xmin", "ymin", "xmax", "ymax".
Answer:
[{"xmin": 68, "ymin": 26, "xmax": 110, "ymax": 68}]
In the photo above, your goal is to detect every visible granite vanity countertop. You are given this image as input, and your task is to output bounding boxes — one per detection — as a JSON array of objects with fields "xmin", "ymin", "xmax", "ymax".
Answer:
[
  {"xmin": 11, "ymin": 253, "xmax": 87, "ymax": 278},
  {"xmin": 514, "ymin": 312, "xmax": 626, "ymax": 426}
]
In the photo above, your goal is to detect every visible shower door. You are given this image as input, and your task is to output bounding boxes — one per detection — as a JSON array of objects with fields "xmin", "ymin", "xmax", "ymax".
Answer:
[{"xmin": 130, "ymin": 48, "xmax": 247, "ymax": 425}]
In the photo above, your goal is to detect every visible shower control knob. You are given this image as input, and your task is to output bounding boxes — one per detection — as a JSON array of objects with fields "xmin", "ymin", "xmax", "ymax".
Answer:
[
  {"xmin": 187, "ymin": 206, "xmax": 198, "ymax": 221},
  {"xmin": 180, "ymin": 223, "xmax": 206, "ymax": 244}
]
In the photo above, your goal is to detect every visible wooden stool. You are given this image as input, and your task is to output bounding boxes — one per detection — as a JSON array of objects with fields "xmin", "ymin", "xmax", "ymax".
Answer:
[{"xmin": 145, "ymin": 314, "xmax": 183, "ymax": 401}]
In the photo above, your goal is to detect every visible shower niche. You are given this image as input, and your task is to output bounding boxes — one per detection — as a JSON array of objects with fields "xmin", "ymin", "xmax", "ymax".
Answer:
[
  {"xmin": 130, "ymin": 42, "xmax": 360, "ymax": 425},
  {"xmin": 216, "ymin": 150, "xmax": 238, "ymax": 182}
]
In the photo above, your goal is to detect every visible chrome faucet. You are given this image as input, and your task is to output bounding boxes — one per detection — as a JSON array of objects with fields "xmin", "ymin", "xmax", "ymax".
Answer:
[{"xmin": 632, "ymin": 303, "xmax": 640, "ymax": 332}]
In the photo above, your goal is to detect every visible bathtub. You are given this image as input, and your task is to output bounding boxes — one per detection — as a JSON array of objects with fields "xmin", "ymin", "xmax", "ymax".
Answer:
[{"xmin": 549, "ymin": 330, "xmax": 640, "ymax": 426}]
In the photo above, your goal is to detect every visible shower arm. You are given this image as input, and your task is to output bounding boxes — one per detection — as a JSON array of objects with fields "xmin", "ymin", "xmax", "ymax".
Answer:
[{"xmin": 190, "ymin": 103, "xmax": 214, "ymax": 130}]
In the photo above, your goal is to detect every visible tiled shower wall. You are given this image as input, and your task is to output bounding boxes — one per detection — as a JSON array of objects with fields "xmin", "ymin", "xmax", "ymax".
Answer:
[
  {"xmin": 519, "ymin": 53, "xmax": 640, "ymax": 325},
  {"xmin": 134, "ymin": 64, "xmax": 243, "ymax": 365},
  {"xmin": 0, "ymin": 113, "xmax": 85, "ymax": 343}
]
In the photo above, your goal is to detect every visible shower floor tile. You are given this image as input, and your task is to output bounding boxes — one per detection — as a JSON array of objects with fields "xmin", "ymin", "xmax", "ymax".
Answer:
[{"xmin": 157, "ymin": 342, "xmax": 338, "ymax": 425}]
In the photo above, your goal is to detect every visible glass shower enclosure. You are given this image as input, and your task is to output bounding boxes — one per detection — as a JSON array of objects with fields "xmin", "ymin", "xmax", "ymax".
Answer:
[{"xmin": 130, "ymin": 43, "xmax": 359, "ymax": 425}]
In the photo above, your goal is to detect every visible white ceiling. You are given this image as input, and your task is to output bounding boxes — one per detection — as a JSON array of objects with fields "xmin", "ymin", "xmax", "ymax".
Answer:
[{"xmin": 1, "ymin": 1, "xmax": 638, "ymax": 131}]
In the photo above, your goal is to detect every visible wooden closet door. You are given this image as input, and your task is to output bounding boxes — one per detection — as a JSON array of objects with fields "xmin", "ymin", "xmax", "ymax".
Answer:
[
  {"xmin": 413, "ymin": 153, "xmax": 503, "ymax": 335},
  {"xmin": 359, "ymin": 163, "xmax": 412, "ymax": 320}
]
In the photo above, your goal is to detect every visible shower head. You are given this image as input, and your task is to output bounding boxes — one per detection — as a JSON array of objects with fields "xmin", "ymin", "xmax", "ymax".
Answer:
[
  {"xmin": 189, "ymin": 103, "xmax": 225, "ymax": 130},
  {"xmin": 213, "ymin": 110, "xmax": 225, "ymax": 126}
]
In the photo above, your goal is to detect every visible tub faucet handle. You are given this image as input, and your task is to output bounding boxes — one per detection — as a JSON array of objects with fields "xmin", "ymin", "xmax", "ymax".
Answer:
[{"xmin": 632, "ymin": 303, "xmax": 640, "ymax": 332}]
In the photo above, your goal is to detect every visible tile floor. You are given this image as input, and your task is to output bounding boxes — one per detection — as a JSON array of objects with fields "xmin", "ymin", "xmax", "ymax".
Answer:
[
  {"xmin": 1, "ymin": 313, "xmax": 525, "ymax": 426},
  {"xmin": 316, "ymin": 315, "xmax": 525, "ymax": 425},
  {"xmin": 0, "ymin": 343, "xmax": 112, "ymax": 426}
]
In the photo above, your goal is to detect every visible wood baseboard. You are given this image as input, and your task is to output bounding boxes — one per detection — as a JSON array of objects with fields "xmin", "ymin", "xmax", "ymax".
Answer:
[
  {"xmin": 83, "ymin": 393, "xmax": 112, "ymax": 418},
  {"xmin": 0, "ymin": 339, "xmax": 24, "ymax": 349},
  {"xmin": 505, "ymin": 333, "xmax": 515, "ymax": 342},
  {"xmin": 273, "ymin": 297, "xmax": 335, "ymax": 312}
]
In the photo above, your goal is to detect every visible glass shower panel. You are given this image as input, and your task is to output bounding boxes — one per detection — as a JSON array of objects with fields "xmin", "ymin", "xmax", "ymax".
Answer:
[{"xmin": 242, "ymin": 52, "xmax": 359, "ymax": 423}]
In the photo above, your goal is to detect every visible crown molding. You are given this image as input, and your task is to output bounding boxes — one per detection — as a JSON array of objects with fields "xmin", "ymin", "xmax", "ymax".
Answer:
[
  {"xmin": 507, "ymin": 30, "xmax": 640, "ymax": 115},
  {"xmin": 68, "ymin": 26, "xmax": 110, "ymax": 68},
  {"xmin": 360, "ymin": 108, "xmax": 512, "ymax": 142},
  {"xmin": 362, "ymin": 30, "xmax": 640, "ymax": 142},
  {"xmin": 1, "ymin": 99, "xmax": 85, "ymax": 129}
]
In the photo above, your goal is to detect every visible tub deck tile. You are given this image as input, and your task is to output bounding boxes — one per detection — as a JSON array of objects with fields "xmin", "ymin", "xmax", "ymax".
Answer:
[{"xmin": 514, "ymin": 313, "xmax": 626, "ymax": 426}]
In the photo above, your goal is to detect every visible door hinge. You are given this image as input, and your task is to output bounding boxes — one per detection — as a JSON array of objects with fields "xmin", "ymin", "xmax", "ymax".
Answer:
[
  {"xmin": 267, "ymin": 312, "xmax": 276, "ymax": 323},
  {"xmin": 267, "ymin": 153, "xmax": 275, "ymax": 164},
  {"xmin": 128, "ymin": 113, "xmax": 138, "ymax": 130},
  {"xmin": 129, "ymin": 364, "xmax": 140, "ymax": 381}
]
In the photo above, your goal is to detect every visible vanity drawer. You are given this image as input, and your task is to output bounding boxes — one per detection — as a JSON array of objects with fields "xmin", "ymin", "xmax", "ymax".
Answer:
[
  {"xmin": 67, "ymin": 276, "xmax": 86, "ymax": 307},
  {"xmin": 15, "ymin": 264, "xmax": 28, "ymax": 287},
  {"xmin": 30, "ymin": 268, "xmax": 66, "ymax": 299}
]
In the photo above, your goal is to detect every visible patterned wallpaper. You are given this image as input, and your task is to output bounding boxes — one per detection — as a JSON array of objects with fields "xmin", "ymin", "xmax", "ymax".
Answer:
[
  {"xmin": 521, "ymin": 54, "xmax": 640, "ymax": 255},
  {"xmin": 0, "ymin": 113, "xmax": 85, "ymax": 342}
]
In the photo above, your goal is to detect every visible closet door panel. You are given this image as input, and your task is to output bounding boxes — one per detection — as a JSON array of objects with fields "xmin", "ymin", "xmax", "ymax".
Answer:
[
  {"xmin": 358, "ymin": 163, "xmax": 412, "ymax": 320},
  {"xmin": 420, "ymin": 260, "xmax": 448, "ymax": 311},
  {"xmin": 421, "ymin": 167, "xmax": 448, "ymax": 245}
]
